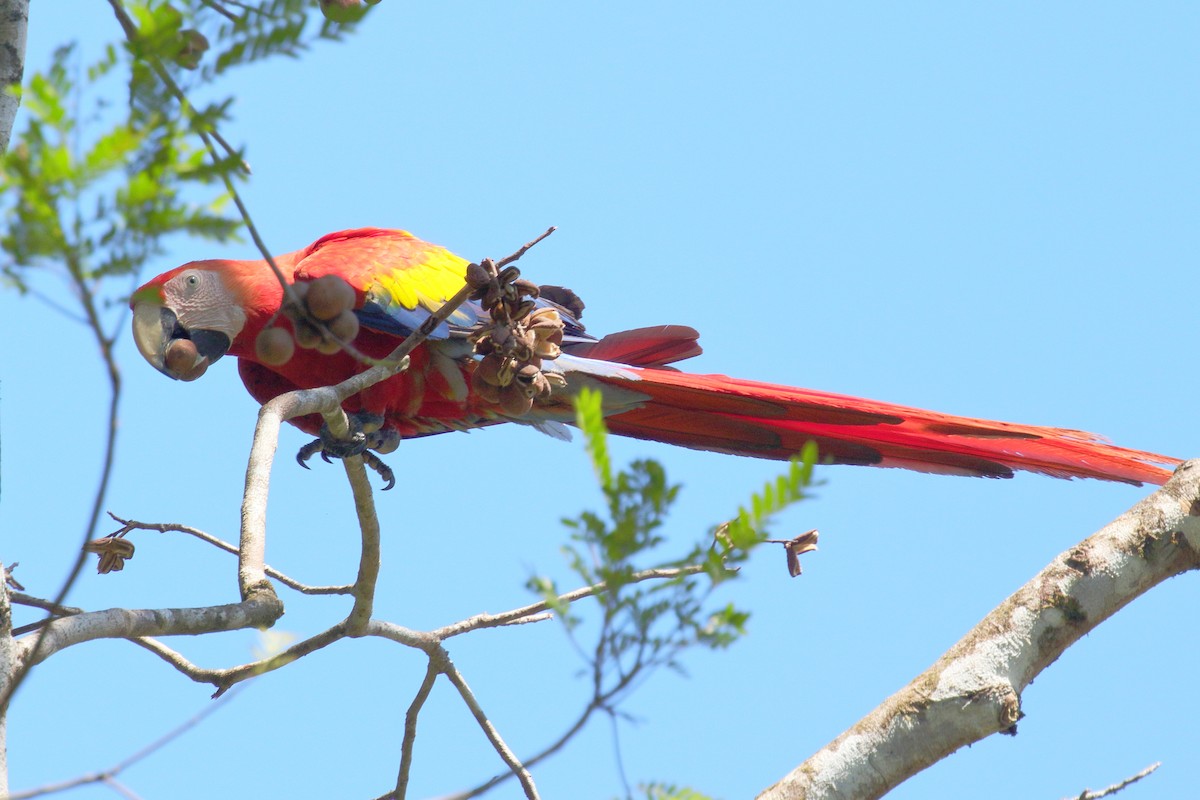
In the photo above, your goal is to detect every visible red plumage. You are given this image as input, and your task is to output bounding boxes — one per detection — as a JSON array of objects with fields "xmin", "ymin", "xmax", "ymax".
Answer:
[{"xmin": 132, "ymin": 228, "xmax": 1181, "ymax": 485}]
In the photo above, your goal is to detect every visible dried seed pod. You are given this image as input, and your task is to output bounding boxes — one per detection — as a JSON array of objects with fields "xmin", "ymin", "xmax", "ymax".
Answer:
[
  {"xmin": 527, "ymin": 308, "xmax": 562, "ymax": 330},
  {"xmin": 294, "ymin": 320, "xmax": 323, "ymax": 349},
  {"xmin": 306, "ymin": 275, "xmax": 357, "ymax": 321},
  {"xmin": 471, "ymin": 369, "xmax": 502, "ymax": 403},
  {"xmin": 483, "ymin": 285, "xmax": 503, "ymax": 310},
  {"xmin": 489, "ymin": 325, "xmax": 511, "ymax": 347},
  {"xmin": 512, "ymin": 300, "xmax": 537, "ymax": 321},
  {"xmin": 512, "ymin": 278, "xmax": 540, "ymax": 297},
  {"xmin": 534, "ymin": 340, "xmax": 561, "ymax": 360},
  {"xmin": 474, "ymin": 353, "xmax": 507, "ymax": 386},
  {"xmin": 255, "ymin": 326, "xmax": 295, "ymax": 366},
  {"xmin": 466, "ymin": 261, "xmax": 492, "ymax": 289},
  {"xmin": 499, "ymin": 381, "xmax": 534, "ymax": 415},
  {"xmin": 511, "ymin": 332, "xmax": 535, "ymax": 362},
  {"xmin": 327, "ymin": 309, "xmax": 360, "ymax": 343}
]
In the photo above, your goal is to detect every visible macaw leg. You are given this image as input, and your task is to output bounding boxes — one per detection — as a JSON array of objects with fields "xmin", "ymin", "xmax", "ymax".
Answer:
[{"xmin": 296, "ymin": 412, "xmax": 399, "ymax": 490}]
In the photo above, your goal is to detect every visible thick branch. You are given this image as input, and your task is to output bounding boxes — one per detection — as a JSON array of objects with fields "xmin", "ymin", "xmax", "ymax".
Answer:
[
  {"xmin": 0, "ymin": 0, "xmax": 28, "ymax": 154},
  {"xmin": 15, "ymin": 595, "xmax": 283, "ymax": 669},
  {"xmin": 344, "ymin": 457, "xmax": 381, "ymax": 634},
  {"xmin": 0, "ymin": 559, "xmax": 14, "ymax": 796},
  {"xmin": 759, "ymin": 461, "xmax": 1200, "ymax": 800}
]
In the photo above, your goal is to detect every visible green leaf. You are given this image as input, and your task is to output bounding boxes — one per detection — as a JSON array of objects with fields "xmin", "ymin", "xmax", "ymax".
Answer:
[{"xmin": 574, "ymin": 385, "xmax": 613, "ymax": 491}]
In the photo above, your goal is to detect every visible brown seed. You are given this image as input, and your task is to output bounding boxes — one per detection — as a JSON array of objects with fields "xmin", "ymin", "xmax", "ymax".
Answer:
[
  {"xmin": 305, "ymin": 275, "xmax": 357, "ymax": 321},
  {"xmin": 255, "ymin": 326, "xmax": 295, "ymax": 366},
  {"xmin": 465, "ymin": 261, "xmax": 491, "ymax": 290},
  {"xmin": 165, "ymin": 338, "xmax": 200, "ymax": 375},
  {"xmin": 294, "ymin": 320, "xmax": 322, "ymax": 349},
  {"xmin": 180, "ymin": 359, "xmax": 209, "ymax": 381},
  {"xmin": 327, "ymin": 309, "xmax": 360, "ymax": 342}
]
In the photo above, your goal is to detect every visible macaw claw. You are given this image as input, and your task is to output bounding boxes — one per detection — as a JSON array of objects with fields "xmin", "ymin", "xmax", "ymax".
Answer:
[{"xmin": 296, "ymin": 413, "xmax": 399, "ymax": 490}]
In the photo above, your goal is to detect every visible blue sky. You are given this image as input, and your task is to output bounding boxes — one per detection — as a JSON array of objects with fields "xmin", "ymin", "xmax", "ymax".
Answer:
[{"xmin": 3, "ymin": 3, "xmax": 1198, "ymax": 799}]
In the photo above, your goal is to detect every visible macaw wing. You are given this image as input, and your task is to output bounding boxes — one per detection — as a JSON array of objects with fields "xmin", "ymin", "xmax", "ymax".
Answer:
[{"xmin": 292, "ymin": 227, "xmax": 482, "ymax": 340}]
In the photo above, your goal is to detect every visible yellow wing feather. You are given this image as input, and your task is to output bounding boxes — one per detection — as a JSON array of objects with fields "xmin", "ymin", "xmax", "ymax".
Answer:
[{"xmin": 293, "ymin": 228, "xmax": 478, "ymax": 332}]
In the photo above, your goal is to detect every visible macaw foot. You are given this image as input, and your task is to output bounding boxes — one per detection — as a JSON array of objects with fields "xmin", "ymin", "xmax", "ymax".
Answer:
[{"xmin": 296, "ymin": 413, "xmax": 400, "ymax": 490}]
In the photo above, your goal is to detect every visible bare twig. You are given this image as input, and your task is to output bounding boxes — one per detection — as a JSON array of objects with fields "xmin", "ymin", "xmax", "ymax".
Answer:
[
  {"xmin": 433, "ymin": 564, "xmax": 709, "ymax": 640},
  {"xmin": 439, "ymin": 651, "xmax": 541, "ymax": 800},
  {"xmin": 394, "ymin": 662, "xmax": 439, "ymax": 799},
  {"xmin": 105, "ymin": 514, "xmax": 353, "ymax": 595},
  {"xmin": 1065, "ymin": 762, "xmax": 1161, "ymax": 800},
  {"xmin": 0, "ymin": 248, "xmax": 127, "ymax": 709},
  {"xmin": 4, "ymin": 685, "xmax": 244, "ymax": 799}
]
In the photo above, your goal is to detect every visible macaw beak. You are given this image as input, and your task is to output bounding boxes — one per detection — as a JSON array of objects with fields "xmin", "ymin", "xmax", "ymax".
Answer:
[{"xmin": 132, "ymin": 302, "xmax": 232, "ymax": 382}]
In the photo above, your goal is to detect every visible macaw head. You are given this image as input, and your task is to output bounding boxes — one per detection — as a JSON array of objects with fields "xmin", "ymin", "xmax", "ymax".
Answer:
[{"xmin": 131, "ymin": 262, "xmax": 252, "ymax": 381}]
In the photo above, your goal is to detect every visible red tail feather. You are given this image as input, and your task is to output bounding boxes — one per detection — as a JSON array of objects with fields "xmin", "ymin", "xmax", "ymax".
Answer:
[{"xmin": 591, "ymin": 367, "xmax": 1179, "ymax": 485}]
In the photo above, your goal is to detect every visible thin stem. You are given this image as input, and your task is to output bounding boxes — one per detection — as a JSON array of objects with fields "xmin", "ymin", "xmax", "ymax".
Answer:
[
  {"xmin": 393, "ymin": 662, "xmax": 439, "ymax": 799},
  {"xmin": 4, "ymin": 685, "xmax": 244, "ymax": 800},
  {"xmin": 105, "ymin": 515, "xmax": 353, "ymax": 595},
  {"xmin": 440, "ymin": 653, "xmax": 540, "ymax": 800},
  {"xmin": 434, "ymin": 565, "xmax": 707, "ymax": 640}
]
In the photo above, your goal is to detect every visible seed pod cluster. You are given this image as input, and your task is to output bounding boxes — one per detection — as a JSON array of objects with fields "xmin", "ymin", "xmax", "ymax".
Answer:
[
  {"xmin": 468, "ymin": 260, "xmax": 568, "ymax": 416},
  {"xmin": 254, "ymin": 276, "xmax": 362, "ymax": 366}
]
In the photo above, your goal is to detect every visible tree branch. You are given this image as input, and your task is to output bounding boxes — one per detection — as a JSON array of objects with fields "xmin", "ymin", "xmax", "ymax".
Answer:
[
  {"xmin": 105, "ymin": 514, "xmax": 353, "ymax": 595},
  {"xmin": 759, "ymin": 461, "xmax": 1200, "ymax": 800},
  {"xmin": 1064, "ymin": 762, "xmax": 1161, "ymax": 800},
  {"xmin": 438, "ymin": 649, "xmax": 541, "ymax": 800},
  {"xmin": 394, "ymin": 662, "xmax": 439, "ymax": 799},
  {"xmin": 15, "ymin": 596, "xmax": 283, "ymax": 670},
  {"xmin": 0, "ymin": 0, "xmax": 28, "ymax": 154},
  {"xmin": 344, "ymin": 457, "xmax": 381, "ymax": 635},
  {"xmin": 0, "ymin": 557, "xmax": 15, "ymax": 796}
]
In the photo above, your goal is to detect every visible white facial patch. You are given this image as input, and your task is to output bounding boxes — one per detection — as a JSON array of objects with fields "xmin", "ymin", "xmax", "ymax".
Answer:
[{"xmin": 167, "ymin": 270, "xmax": 247, "ymax": 339}]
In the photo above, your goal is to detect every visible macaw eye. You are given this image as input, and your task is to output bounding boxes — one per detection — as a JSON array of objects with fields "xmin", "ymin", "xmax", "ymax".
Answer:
[{"xmin": 179, "ymin": 271, "xmax": 202, "ymax": 295}]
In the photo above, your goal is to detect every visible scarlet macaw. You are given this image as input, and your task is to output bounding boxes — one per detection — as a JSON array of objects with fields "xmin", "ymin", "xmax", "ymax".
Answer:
[{"xmin": 130, "ymin": 227, "xmax": 1179, "ymax": 485}]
